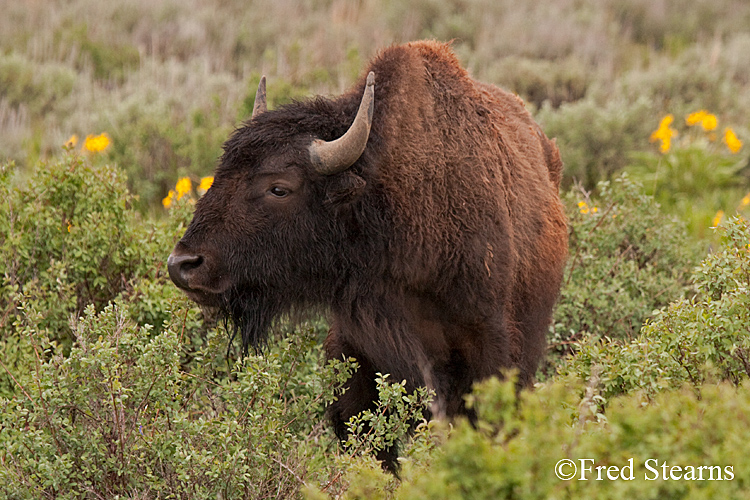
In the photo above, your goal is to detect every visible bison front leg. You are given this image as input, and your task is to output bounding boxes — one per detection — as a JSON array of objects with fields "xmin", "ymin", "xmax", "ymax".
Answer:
[{"xmin": 324, "ymin": 328, "xmax": 400, "ymax": 472}]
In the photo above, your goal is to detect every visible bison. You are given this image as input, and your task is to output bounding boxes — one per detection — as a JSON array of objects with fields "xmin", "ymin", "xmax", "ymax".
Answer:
[{"xmin": 168, "ymin": 40, "xmax": 567, "ymax": 467}]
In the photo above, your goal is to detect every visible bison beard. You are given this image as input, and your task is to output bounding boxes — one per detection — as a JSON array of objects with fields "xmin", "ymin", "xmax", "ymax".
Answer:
[
  {"xmin": 167, "ymin": 41, "xmax": 568, "ymax": 471},
  {"xmin": 221, "ymin": 289, "xmax": 282, "ymax": 356}
]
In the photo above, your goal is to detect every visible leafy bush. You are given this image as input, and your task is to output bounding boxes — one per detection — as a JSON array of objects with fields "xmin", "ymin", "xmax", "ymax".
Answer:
[
  {"xmin": 0, "ymin": 152, "xmax": 187, "ymax": 396},
  {"xmin": 0, "ymin": 296, "xmax": 436, "ymax": 499},
  {"xmin": 487, "ymin": 55, "xmax": 590, "ymax": 108},
  {"xmin": 342, "ymin": 375, "xmax": 433, "ymax": 462},
  {"xmin": 0, "ymin": 152, "xmax": 440, "ymax": 497},
  {"xmin": 0, "ymin": 299, "xmax": 358, "ymax": 499},
  {"xmin": 393, "ymin": 376, "xmax": 750, "ymax": 500},
  {"xmin": 561, "ymin": 216, "xmax": 750, "ymax": 403},
  {"xmin": 549, "ymin": 175, "xmax": 699, "ymax": 369},
  {"xmin": 536, "ymin": 95, "xmax": 655, "ymax": 188},
  {"xmin": 104, "ymin": 99, "xmax": 231, "ymax": 210},
  {"xmin": 0, "ymin": 53, "xmax": 76, "ymax": 116},
  {"xmin": 628, "ymin": 111, "xmax": 749, "ymax": 238}
]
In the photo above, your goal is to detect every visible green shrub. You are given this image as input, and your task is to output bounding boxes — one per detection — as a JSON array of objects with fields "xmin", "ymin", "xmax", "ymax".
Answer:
[
  {"xmin": 394, "ymin": 376, "xmax": 750, "ymax": 500},
  {"xmin": 0, "ymin": 152, "xmax": 440, "ymax": 497},
  {"xmin": 627, "ymin": 112, "xmax": 750, "ymax": 239},
  {"xmin": 0, "ymin": 54, "xmax": 76, "ymax": 116},
  {"xmin": 0, "ymin": 295, "xmax": 435, "ymax": 499},
  {"xmin": 105, "ymin": 99, "xmax": 231, "ymax": 210},
  {"xmin": 0, "ymin": 300, "xmax": 358, "ymax": 499},
  {"xmin": 306, "ymin": 378, "xmax": 438, "ymax": 500},
  {"xmin": 560, "ymin": 216, "xmax": 750, "ymax": 403},
  {"xmin": 342, "ymin": 375, "xmax": 433, "ymax": 459},
  {"xmin": 0, "ymin": 153, "xmax": 186, "ymax": 396},
  {"xmin": 487, "ymin": 55, "xmax": 590, "ymax": 108},
  {"xmin": 536, "ymin": 95, "xmax": 655, "ymax": 188},
  {"xmin": 549, "ymin": 175, "xmax": 699, "ymax": 370}
]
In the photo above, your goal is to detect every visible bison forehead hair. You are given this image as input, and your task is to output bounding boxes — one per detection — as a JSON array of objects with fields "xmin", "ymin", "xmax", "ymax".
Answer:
[{"xmin": 168, "ymin": 40, "xmax": 567, "ymax": 466}]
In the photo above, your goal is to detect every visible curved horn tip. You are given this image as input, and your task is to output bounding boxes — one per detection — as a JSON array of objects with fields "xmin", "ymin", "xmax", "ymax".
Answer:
[
  {"xmin": 252, "ymin": 75, "xmax": 267, "ymax": 118},
  {"xmin": 308, "ymin": 73, "xmax": 376, "ymax": 175}
]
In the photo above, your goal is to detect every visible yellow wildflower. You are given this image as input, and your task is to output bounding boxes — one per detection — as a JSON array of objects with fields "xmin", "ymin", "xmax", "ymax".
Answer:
[
  {"xmin": 650, "ymin": 114, "xmax": 677, "ymax": 153},
  {"xmin": 175, "ymin": 177, "xmax": 192, "ymax": 200},
  {"xmin": 740, "ymin": 193, "xmax": 750, "ymax": 208},
  {"xmin": 712, "ymin": 210, "xmax": 724, "ymax": 227},
  {"xmin": 83, "ymin": 133, "xmax": 111, "ymax": 153},
  {"xmin": 162, "ymin": 190, "xmax": 175, "ymax": 209},
  {"xmin": 198, "ymin": 176, "xmax": 214, "ymax": 194},
  {"xmin": 724, "ymin": 128, "xmax": 742, "ymax": 154},
  {"xmin": 685, "ymin": 111, "xmax": 704, "ymax": 126},
  {"xmin": 66, "ymin": 134, "xmax": 78, "ymax": 148},
  {"xmin": 577, "ymin": 201, "xmax": 599, "ymax": 215},
  {"xmin": 686, "ymin": 110, "xmax": 718, "ymax": 131},
  {"xmin": 701, "ymin": 114, "xmax": 717, "ymax": 131}
]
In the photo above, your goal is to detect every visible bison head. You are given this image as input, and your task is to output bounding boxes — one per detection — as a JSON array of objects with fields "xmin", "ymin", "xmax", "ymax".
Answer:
[{"xmin": 168, "ymin": 73, "xmax": 377, "ymax": 352}]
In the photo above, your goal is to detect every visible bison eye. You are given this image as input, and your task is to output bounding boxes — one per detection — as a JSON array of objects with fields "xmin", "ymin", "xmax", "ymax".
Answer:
[{"xmin": 269, "ymin": 186, "xmax": 289, "ymax": 198}]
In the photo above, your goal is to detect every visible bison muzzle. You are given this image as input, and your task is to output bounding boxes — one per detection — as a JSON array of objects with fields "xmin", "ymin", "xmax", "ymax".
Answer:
[{"xmin": 168, "ymin": 41, "xmax": 568, "ymax": 468}]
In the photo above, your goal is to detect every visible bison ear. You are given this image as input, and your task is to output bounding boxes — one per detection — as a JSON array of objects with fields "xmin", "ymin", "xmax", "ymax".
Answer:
[{"xmin": 323, "ymin": 171, "xmax": 366, "ymax": 206}]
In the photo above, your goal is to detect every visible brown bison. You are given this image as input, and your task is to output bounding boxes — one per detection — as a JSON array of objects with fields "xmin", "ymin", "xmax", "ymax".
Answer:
[{"xmin": 168, "ymin": 41, "xmax": 567, "ymax": 466}]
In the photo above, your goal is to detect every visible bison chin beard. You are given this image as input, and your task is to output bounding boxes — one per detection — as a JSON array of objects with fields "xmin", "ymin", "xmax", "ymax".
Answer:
[{"xmin": 219, "ymin": 288, "xmax": 286, "ymax": 357}]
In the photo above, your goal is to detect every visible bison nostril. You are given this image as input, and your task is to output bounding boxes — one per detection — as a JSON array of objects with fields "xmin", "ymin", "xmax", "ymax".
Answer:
[{"xmin": 167, "ymin": 253, "xmax": 203, "ymax": 289}]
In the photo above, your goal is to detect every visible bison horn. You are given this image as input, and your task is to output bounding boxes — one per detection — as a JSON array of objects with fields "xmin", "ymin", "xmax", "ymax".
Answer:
[
  {"xmin": 309, "ymin": 71, "xmax": 375, "ymax": 175},
  {"xmin": 252, "ymin": 75, "xmax": 267, "ymax": 118}
]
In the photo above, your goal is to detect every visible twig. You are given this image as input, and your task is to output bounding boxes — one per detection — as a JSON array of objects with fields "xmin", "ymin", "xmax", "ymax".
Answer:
[
  {"xmin": 321, "ymin": 470, "xmax": 344, "ymax": 493},
  {"xmin": 271, "ymin": 456, "xmax": 308, "ymax": 488},
  {"xmin": 179, "ymin": 307, "xmax": 189, "ymax": 344},
  {"xmin": 0, "ymin": 357, "xmax": 34, "ymax": 403}
]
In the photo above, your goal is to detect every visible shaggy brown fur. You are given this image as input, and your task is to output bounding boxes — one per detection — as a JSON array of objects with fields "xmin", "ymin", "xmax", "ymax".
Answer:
[{"xmin": 168, "ymin": 41, "xmax": 568, "ymax": 469}]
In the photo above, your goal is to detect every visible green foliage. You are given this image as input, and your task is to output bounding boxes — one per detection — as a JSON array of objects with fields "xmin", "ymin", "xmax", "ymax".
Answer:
[
  {"xmin": 343, "ymin": 374, "xmax": 433, "ymax": 458},
  {"xmin": 0, "ymin": 153, "xmax": 439, "ymax": 498},
  {"xmin": 0, "ymin": 300, "xmax": 358, "ymax": 499},
  {"xmin": 0, "ymin": 53, "xmax": 76, "ymax": 116},
  {"xmin": 561, "ymin": 216, "xmax": 750, "ymax": 403},
  {"xmin": 0, "ymin": 153, "xmax": 186, "ymax": 396},
  {"xmin": 306, "ymin": 378, "xmax": 439, "ymax": 500},
  {"xmin": 396, "ymin": 377, "xmax": 750, "ymax": 500},
  {"xmin": 628, "ymin": 118, "xmax": 750, "ymax": 239},
  {"xmin": 550, "ymin": 175, "xmax": 699, "ymax": 368},
  {"xmin": 105, "ymin": 98, "xmax": 231, "ymax": 210},
  {"xmin": 487, "ymin": 55, "xmax": 590, "ymax": 108},
  {"xmin": 537, "ymin": 96, "xmax": 655, "ymax": 189}
]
